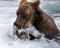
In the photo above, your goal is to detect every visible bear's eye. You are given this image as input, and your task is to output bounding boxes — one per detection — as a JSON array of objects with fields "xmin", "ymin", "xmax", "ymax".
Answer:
[
  {"xmin": 21, "ymin": 15, "xmax": 27, "ymax": 20},
  {"xmin": 25, "ymin": 14, "xmax": 29, "ymax": 16}
]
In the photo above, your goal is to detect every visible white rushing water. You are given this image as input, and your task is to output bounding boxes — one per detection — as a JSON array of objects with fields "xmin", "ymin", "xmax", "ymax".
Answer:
[{"xmin": 0, "ymin": 0, "xmax": 60, "ymax": 48}]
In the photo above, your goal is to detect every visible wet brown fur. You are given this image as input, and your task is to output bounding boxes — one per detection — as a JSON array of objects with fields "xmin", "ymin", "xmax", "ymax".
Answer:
[{"xmin": 14, "ymin": 0, "xmax": 60, "ymax": 39}]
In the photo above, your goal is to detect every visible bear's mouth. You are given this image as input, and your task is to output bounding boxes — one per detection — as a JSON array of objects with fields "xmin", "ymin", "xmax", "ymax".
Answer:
[{"xmin": 13, "ymin": 24, "xmax": 41, "ymax": 40}]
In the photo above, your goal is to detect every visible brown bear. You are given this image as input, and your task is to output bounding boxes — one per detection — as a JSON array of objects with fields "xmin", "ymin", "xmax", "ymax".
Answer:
[{"xmin": 14, "ymin": 0, "xmax": 60, "ymax": 40}]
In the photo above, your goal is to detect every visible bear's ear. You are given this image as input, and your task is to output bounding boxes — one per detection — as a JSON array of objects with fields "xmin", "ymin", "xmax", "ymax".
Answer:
[
  {"xmin": 20, "ymin": 0, "xmax": 27, "ymax": 4},
  {"xmin": 33, "ymin": 0, "xmax": 40, "ymax": 7}
]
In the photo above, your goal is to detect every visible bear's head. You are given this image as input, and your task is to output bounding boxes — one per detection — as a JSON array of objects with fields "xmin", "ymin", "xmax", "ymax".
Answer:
[{"xmin": 14, "ymin": 0, "xmax": 40, "ymax": 29}]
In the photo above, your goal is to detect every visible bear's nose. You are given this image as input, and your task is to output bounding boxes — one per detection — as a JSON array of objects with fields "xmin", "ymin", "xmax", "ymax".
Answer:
[
  {"xmin": 14, "ymin": 22, "xmax": 20, "ymax": 27},
  {"xmin": 14, "ymin": 22, "xmax": 19, "ymax": 27},
  {"xmin": 14, "ymin": 22, "xmax": 21, "ymax": 29}
]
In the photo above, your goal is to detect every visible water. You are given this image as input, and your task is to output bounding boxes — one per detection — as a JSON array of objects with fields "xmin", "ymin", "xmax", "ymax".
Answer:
[{"xmin": 0, "ymin": 0, "xmax": 60, "ymax": 48}]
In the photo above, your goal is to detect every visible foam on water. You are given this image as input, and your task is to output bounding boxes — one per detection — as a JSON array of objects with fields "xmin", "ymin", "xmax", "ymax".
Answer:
[{"xmin": 0, "ymin": 0, "xmax": 60, "ymax": 48}]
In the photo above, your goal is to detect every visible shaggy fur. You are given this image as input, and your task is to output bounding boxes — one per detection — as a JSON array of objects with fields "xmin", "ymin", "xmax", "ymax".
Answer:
[{"xmin": 14, "ymin": 0, "xmax": 60, "ymax": 40}]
